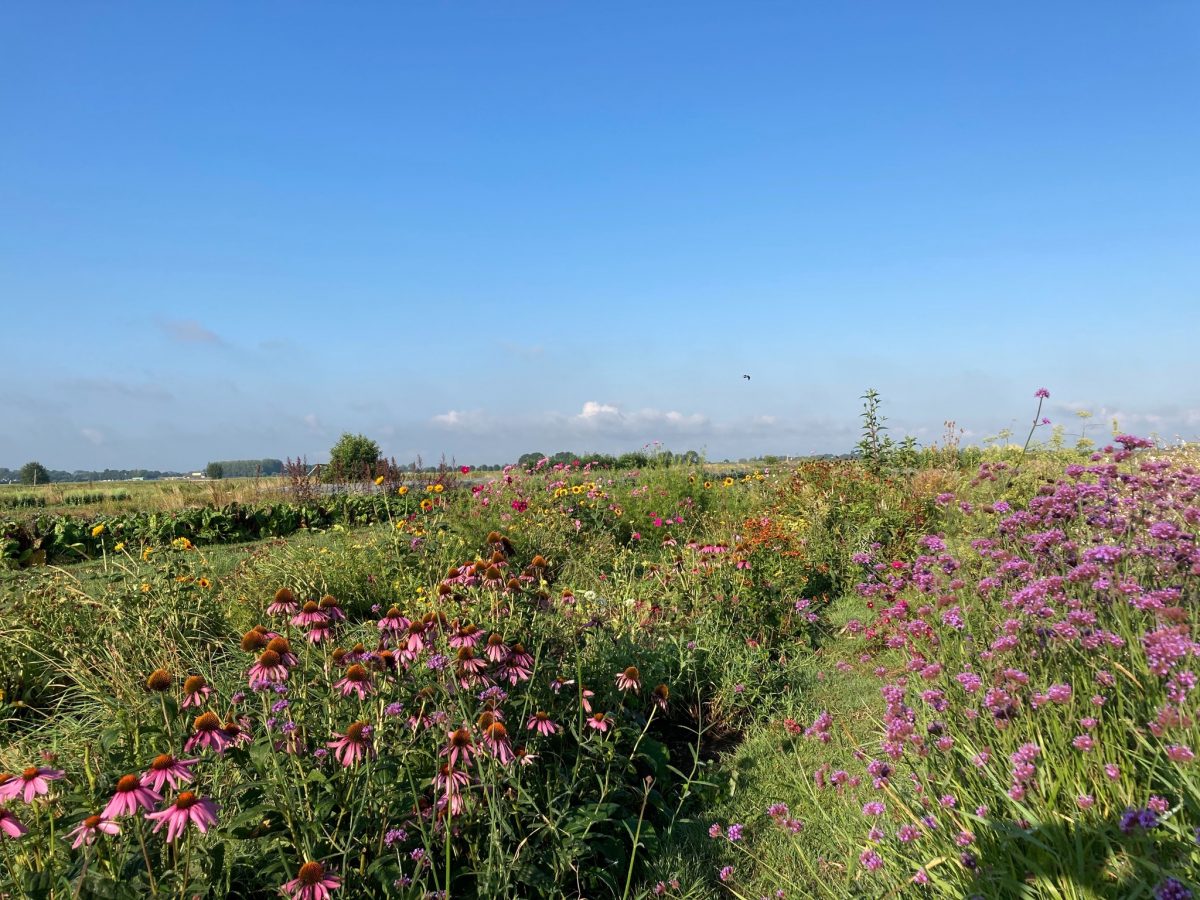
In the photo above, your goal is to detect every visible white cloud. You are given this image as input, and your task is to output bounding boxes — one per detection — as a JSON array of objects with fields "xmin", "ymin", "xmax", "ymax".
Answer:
[
  {"xmin": 577, "ymin": 401, "xmax": 621, "ymax": 420},
  {"xmin": 433, "ymin": 410, "xmax": 465, "ymax": 426},
  {"xmin": 303, "ymin": 413, "xmax": 323, "ymax": 433},
  {"xmin": 81, "ymin": 427, "xmax": 105, "ymax": 445}
]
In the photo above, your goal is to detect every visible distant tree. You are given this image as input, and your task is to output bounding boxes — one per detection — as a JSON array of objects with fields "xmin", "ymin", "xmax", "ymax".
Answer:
[
  {"xmin": 326, "ymin": 433, "xmax": 382, "ymax": 482},
  {"xmin": 259, "ymin": 458, "xmax": 283, "ymax": 476},
  {"xmin": 517, "ymin": 452, "xmax": 545, "ymax": 468},
  {"xmin": 205, "ymin": 462, "xmax": 225, "ymax": 479},
  {"xmin": 19, "ymin": 461, "xmax": 51, "ymax": 485}
]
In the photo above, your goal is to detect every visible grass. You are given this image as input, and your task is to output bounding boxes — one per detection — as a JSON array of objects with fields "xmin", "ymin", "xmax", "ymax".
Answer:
[{"xmin": 0, "ymin": 443, "xmax": 1195, "ymax": 898}]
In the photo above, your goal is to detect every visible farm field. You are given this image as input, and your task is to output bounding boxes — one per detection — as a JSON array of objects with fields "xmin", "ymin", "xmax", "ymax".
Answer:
[{"xmin": 2, "ymin": 442, "xmax": 1196, "ymax": 898}]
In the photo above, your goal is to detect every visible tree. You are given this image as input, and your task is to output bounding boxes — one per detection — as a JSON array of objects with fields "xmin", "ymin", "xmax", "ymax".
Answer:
[
  {"xmin": 19, "ymin": 461, "xmax": 51, "ymax": 485},
  {"xmin": 205, "ymin": 462, "xmax": 225, "ymax": 479},
  {"xmin": 326, "ymin": 433, "xmax": 382, "ymax": 482}
]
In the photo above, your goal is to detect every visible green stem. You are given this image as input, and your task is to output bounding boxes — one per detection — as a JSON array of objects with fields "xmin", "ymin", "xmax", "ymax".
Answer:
[
  {"xmin": 620, "ymin": 779, "xmax": 653, "ymax": 900},
  {"xmin": 135, "ymin": 818, "xmax": 159, "ymax": 896}
]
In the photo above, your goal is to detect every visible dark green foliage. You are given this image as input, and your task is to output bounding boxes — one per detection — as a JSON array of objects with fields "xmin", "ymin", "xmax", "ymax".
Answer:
[
  {"xmin": 18, "ymin": 461, "xmax": 51, "ymax": 485},
  {"xmin": 206, "ymin": 458, "xmax": 282, "ymax": 477},
  {"xmin": 0, "ymin": 494, "xmax": 409, "ymax": 567},
  {"xmin": 325, "ymin": 433, "xmax": 382, "ymax": 482}
]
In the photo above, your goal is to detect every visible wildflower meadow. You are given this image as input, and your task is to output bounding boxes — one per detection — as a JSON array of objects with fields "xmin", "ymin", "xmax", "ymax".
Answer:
[{"xmin": 1, "ymin": 411, "xmax": 1197, "ymax": 898}]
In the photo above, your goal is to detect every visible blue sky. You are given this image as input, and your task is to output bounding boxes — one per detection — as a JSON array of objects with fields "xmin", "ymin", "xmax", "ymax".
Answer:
[{"xmin": 2, "ymin": 2, "xmax": 1198, "ymax": 470}]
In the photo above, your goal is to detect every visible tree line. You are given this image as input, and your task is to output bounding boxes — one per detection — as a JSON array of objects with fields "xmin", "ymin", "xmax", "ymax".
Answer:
[
  {"xmin": 203, "ymin": 459, "xmax": 285, "ymax": 479},
  {"xmin": 0, "ymin": 463, "xmax": 185, "ymax": 485}
]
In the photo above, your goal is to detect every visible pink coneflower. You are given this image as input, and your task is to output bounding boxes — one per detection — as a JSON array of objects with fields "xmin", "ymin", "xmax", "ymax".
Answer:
[
  {"xmin": 481, "ymin": 565, "xmax": 505, "ymax": 590},
  {"xmin": 267, "ymin": 588, "xmax": 299, "ymax": 617},
  {"xmin": 449, "ymin": 621, "xmax": 482, "ymax": 649},
  {"xmin": 652, "ymin": 684, "xmax": 669, "ymax": 711},
  {"xmin": 223, "ymin": 719, "xmax": 252, "ymax": 749},
  {"xmin": 141, "ymin": 755, "xmax": 198, "ymax": 793},
  {"xmin": 266, "ymin": 636, "xmax": 299, "ymax": 667},
  {"xmin": 377, "ymin": 606, "xmax": 409, "ymax": 634},
  {"xmin": 181, "ymin": 674, "xmax": 213, "ymax": 709},
  {"xmin": 334, "ymin": 665, "xmax": 375, "ymax": 700},
  {"xmin": 455, "ymin": 647, "xmax": 489, "ymax": 675},
  {"xmin": 306, "ymin": 623, "xmax": 334, "ymax": 644},
  {"xmin": 283, "ymin": 860, "xmax": 342, "ymax": 900},
  {"xmin": 102, "ymin": 775, "xmax": 161, "ymax": 819},
  {"xmin": 579, "ymin": 688, "xmax": 595, "ymax": 713},
  {"xmin": 5, "ymin": 766, "xmax": 65, "ymax": 803},
  {"xmin": 483, "ymin": 722, "xmax": 515, "ymax": 765},
  {"xmin": 0, "ymin": 808, "xmax": 28, "ymax": 839},
  {"xmin": 291, "ymin": 601, "xmax": 327, "ymax": 628},
  {"xmin": 68, "ymin": 814, "xmax": 119, "ymax": 848},
  {"xmin": 508, "ymin": 642, "xmax": 534, "ymax": 669},
  {"xmin": 615, "ymin": 666, "xmax": 642, "ymax": 693},
  {"xmin": 497, "ymin": 661, "xmax": 532, "ymax": 686},
  {"xmin": 586, "ymin": 712, "xmax": 611, "ymax": 733},
  {"xmin": 318, "ymin": 595, "xmax": 347, "ymax": 623},
  {"xmin": 526, "ymin": 711, "xmax": 560, "ymax": 736},
  {"xmin": 485, "ymin": 633, "xmax": 509, "ymax": 663},
  {"xmin": 442, "ymin": 727, "xmax": 476, "ymax": 768},
  {"xmin": 144, "ymin": 791, "xmax": 219, "ymax": 843},
  {"xmin": 514, "ymin": 745, "xmax": 538, "ymax": 767},
  {"xmin": 186, "ymin": 711, "xmax": 230, "ymax": 754},
  {"xmin": 405, "ymin": 622, "xmax": 428, "ymax": 656},
  {"xmin": 434, "ymin": 763, "xmax": 472, "ymax": 795},
  {"xmin": 248, "ymin": 650, "xmax": 289, "ymax": 690},
  {"xmin": 327, "ymin": 722, "xmax": 374, "ymax": 768}
]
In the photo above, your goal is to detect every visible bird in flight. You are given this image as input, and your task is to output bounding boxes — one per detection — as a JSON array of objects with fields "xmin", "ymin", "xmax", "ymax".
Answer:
[{"xmin": 743, "ymin": 374, "xmax": 751, "ymax": 380}]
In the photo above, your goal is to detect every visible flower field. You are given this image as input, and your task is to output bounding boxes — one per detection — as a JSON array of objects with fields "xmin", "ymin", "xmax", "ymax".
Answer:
[{"xmin": 1, "ymin": 441, "xmax": 1197, "ymax": 898}]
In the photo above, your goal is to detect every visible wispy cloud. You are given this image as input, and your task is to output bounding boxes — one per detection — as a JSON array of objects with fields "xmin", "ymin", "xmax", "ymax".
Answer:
[
  {"xmin": 158, "ymin": 318, "xmax": 224, "ymax": 345},
  {"xmin": 58, "ymin": 377, "xmax": 173, "ymax": 402},
  {"xmin": 500, "ymin": 341, "xmax": 545, "ymax": 360},
  {"xmin": 80, "ymin": 427, "xmax": 105, "ymax": 445}
]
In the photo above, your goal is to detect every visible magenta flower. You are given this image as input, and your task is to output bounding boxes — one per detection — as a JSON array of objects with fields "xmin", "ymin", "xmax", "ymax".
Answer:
[
  {"xmin": 267, "ymin": 588, "xmax": 299, "ymax": 617},
  {"xmin": 68, "ymin": 814, "xmax": 120, "ymax": 848},
  {"xmin": 586, "ymin": 712, "xmax": 611, "ymax": 733},
  {"xmin": 0, "ymin": 808, "xmax": 28, "ymax": 839},
  {"xmin": 377, "ymin": 606, "xmax": 409, "ymax": 634},
  {"xmin": 448, "ymin": 622, "xmax": 483, "ymax": 649},
  {"xmin": 186, "ymin": 712, "xmax": 231, "ymax": 754},
  {"xmin": 3, "ymin": 767, "xmax": 65, "ymax": 804},
  {"xmin": 180, "ymin": 674, "xmax": 213, "ymax": 710},
  {"xmin": 442, "ymin": 727, "xmax": 476, "ymax": 768},
  {"xmin": 484, "ymin": 633, "xmax": 510, "ymax": 663},
  {"xmin": 140, "ymin": 755, "xmax": 198, "ymax": 793},
  {"xmin": 1035, "ymin": 388, "xmax": 1050, "ymax": 398},
  {"xmin": 333, "ymin": 665, "xmax": 375, "ymax": 701},
  {"xmin": 526, "ymin": 711, "xmax": 560, "ymax": 736},
  {"xmin": 291, "ymin": 602, "xmax": 326, "ymax": 627},
  {"xmin": 482, "ymin": 722, "xmax": 515, "ymax": 765},
  {"xmin": 1166, "ymin": 744, "xmax": 1195, "ymax": 763},
  {"xmin": 615, "ymin": 666, "xmax": 642, "ymax": 693},
  {"xmin": 144, "ymin": 792, "xmax": 219, "ymax": 843},
  {"xmin": 247, "ymin": 650, "xmax": 289, "ymax": 690},
  {"xmin": 283, "ymin": 860, "xmax": 342, "ymax": 900},
  {"xmin": 102, "ymin": 775, "xmax": 161, "ymax": 819},
  {"xmin": 327, "ymin": 722, "xmax": 374, "ymax": 768}
]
